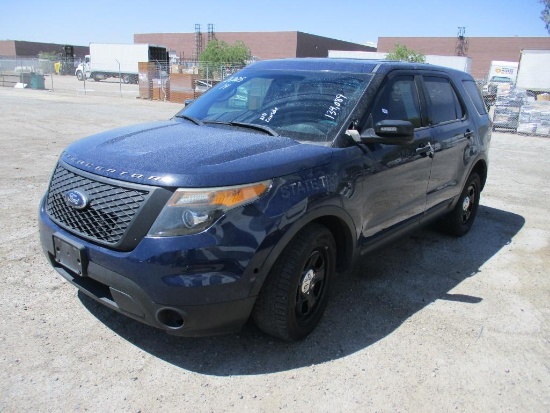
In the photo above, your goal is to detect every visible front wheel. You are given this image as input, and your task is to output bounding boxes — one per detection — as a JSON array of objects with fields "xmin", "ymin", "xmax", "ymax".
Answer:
[
  {"xmin": 253, "ymin": 223, "xmax": 336, "ymax": 341},
  {"xmin": 76, "ymin": 71, "xmax": 84, "ymax": 81},
  {"xmin": 440, "ymin": 172, "xmax": 481, "ymax": 236}
]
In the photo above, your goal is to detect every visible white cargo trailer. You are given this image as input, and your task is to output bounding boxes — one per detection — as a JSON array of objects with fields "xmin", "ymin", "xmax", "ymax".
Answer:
[
  {"xmin": 516, "ymin": 49, "xmax": 550, "ymax": 93},
  {"xmin": 76, "ymin": 43, "xmax": 168, "ymax": 84},
  {"xmin": 328, "ymin": 50, "xmax": 472, "ymax": 73},
  {"xmin": 424, "ymin": 55, "xmax": 472, "ymax": 73}
]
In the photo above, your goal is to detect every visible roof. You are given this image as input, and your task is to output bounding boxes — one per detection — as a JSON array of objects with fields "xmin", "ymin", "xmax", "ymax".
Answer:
[{"xmin": 247, "ymin": 58, "xmax": 472, "ymax": 78}]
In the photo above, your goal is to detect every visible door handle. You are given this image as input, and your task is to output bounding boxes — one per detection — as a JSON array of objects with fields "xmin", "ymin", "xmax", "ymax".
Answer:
[
  {"xmin": 464, "ymin": 130, "xmax": 474, "ymax": 139},
  {"xmin": 416, "ymin": 142, "xmax": 434, "ymax": 158}
]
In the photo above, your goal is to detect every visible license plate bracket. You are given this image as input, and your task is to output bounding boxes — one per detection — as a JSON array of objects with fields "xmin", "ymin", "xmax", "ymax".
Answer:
[{"xmin": 53, "ymin": 234, "xmax": 88, "ymax": 277}]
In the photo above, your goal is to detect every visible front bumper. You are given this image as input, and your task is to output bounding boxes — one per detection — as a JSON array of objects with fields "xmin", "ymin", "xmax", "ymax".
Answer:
[
  {"xmin": 39, "ymin": 201, "xmax": 263, "ymax": 337},
  {"xmin": 48, "ymin": 257, "xmax": 256, "ymax": 336}
]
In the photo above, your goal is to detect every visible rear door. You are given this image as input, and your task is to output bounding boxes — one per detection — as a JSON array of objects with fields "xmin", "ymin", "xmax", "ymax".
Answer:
[{"xmin": 421, "ymin": 74, "xmax": 473, "ymax": 212}]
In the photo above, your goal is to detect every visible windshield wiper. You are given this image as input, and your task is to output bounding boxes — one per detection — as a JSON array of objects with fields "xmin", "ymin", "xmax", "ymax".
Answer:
[
  {"xmin": 175, "ymin": 114, "xmax": 204, "ymax": 126},
  {"xmin": 204, "ymin": 120, "xmax": 279, "ymax": 136}
]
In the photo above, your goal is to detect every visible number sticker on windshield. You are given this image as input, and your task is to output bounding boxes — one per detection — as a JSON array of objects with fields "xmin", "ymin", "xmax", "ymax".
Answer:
[
  {"xmin": 220, "ymin": 76, "xmax": 247, "ymax": 90},
  {"xmin": 324, "ymin": 94, "xmax": 348, "ymax": 120}
]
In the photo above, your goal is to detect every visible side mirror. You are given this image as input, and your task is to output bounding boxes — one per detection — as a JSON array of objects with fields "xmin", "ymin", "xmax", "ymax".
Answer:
[{"xmin": 360, "ymin": 120, "xmax": 415, "ymax": 145}]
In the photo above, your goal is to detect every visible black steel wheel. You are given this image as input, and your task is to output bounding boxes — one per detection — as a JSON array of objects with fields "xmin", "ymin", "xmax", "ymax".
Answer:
[
  {"xmin": 253, "ymin": 223, "xmax": 336, "ymax": 341},
  {"xmin": 440, "ymin": 172, "xmax": 481, "ymax": 236}
]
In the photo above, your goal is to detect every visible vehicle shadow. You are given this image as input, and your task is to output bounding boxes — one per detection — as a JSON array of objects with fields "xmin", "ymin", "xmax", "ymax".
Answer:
[{"xmin": 79, "ymin": 205, "xmax": 524, "ymax": 375}]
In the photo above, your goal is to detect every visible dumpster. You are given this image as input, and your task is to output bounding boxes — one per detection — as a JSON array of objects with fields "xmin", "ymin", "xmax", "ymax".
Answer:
[
  {"xmin": 19, "ymin": 72, "xmax": 32, "ymax": 87},
  {"xmin": 30, "ymin": 73, "xmax": 45, "ymax": 90}
]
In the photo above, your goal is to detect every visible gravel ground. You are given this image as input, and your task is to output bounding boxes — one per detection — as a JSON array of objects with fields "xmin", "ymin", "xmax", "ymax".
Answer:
[{"xmin": 0, "ymin": 76, "xmax": 549, "ymax": 412}]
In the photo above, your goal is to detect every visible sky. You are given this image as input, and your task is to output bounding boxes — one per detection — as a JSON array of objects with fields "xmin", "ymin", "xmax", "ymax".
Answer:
[{"xmin": 0, "ymin": 0, "xmax": 547, "ymax": 47}]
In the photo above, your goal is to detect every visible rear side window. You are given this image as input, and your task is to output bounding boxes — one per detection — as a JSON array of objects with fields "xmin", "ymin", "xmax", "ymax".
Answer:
[
  {"xmin": 424, "ymin": 77, "xmax": 464, "ymax": 125},
  {"xmin": 462, "ymin": 79, "xmax": 488, "ymax": 115}
]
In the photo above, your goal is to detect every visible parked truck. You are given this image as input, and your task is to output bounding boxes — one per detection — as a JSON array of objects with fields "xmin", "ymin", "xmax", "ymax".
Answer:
[
  {"xmin": 75, "ymin": 43, "xmax": 168, "ymax": 84},
  {"xmin": 516, "ymin": 49, "xmax": 550, "ymax": 93},
  {"xmin": 486, "ymin": 60, "xmax": 519, "ymax": 84},
  {"xmin": 482, "ymin": 60, "xmax": 519, "ymax": 106}
]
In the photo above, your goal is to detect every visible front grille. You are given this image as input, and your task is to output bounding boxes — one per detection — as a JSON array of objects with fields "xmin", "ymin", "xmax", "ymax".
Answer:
[{"xmin": 45, "ymin": 164, "xmax": 150, "ymax": 246}]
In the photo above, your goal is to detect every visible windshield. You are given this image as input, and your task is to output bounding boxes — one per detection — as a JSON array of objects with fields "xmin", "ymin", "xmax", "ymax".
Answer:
[{"xmin": 177, "ymin": 68, "xmax": 372, "ymax": 146}]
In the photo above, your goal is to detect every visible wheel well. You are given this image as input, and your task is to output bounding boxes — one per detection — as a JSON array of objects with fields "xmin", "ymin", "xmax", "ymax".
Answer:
[
  {"xmin": 313, "ymin": 215, "xmax": 354, "ymax": 273},
  {"xmin": 471, "ymin": 160, "xmax": 488, "ymax": 191}
]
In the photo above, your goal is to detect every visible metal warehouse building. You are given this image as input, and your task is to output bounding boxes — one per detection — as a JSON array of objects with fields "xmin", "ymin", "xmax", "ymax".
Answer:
[
  {"xmin": 0, "ymin": 40, "xmax": 89, "ymax": 58},
  {"xmin": 134, "ymin": 31, "xmax": 375, "ymax": 61}
]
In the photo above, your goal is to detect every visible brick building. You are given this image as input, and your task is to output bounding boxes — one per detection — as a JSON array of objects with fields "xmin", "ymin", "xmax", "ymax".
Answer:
[
  {"xmin": 378, "ymin": 37, "xmax": 550, "ymax": 80},
  {"xmin": 134, "ymin": 31, "xmax": 375, "ymax": 61},
  {"xmin": 0, "ymin": 40, "xmax": 89, "ymax": 58}
]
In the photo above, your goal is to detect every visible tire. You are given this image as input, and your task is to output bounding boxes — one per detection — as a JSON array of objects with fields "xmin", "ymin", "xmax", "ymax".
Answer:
[
  {"xmin": 93, "ymin": 74, "xmax": 101, "ymax": 82},
  {"xmin": 76, "ymin": 71, "xmax": 84, "ymax": 81},
  {"xmin": 253, "ymin": 223, "xmax": 336, "ymax": 341},
  {"xmin": 440, "ymin": 172, "xmax": 481, "ymax": 236},
  {"xmin": 122, "ymin": 74, "xmax": 131, "ymax": 84}
]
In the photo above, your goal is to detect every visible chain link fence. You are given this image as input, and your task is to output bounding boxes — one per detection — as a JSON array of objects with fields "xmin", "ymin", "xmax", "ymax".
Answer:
[
  {"xmin": 137, "ymin": 60, "xmax": 246, "ymax": 103},
  {"xmin": 0, "ymin": 56, "xmax": 246, "ymax": 102},
  {"xmin": 0, "ymin": 56, "xmax": 56, "ymax": 89},
  {"xmin": 484, "ymin": 83, "xmax": 550, "ymax": 137}
]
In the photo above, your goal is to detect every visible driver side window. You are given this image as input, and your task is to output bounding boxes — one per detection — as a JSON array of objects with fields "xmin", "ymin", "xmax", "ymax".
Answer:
[{"xmin": 372, "ymin": 76, "xmax": 422, "ymax": 128}]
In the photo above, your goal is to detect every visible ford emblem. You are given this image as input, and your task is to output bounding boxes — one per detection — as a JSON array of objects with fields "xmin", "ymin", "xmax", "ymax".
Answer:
[{"xmin": 64, "ymin": 190, "xmax": 89, "ymax": 210}]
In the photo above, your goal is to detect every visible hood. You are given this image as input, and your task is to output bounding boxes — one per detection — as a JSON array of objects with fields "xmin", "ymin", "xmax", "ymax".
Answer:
[{"xmin": 61, "ymin": 120, "xmax": 334, "ymax": 187}]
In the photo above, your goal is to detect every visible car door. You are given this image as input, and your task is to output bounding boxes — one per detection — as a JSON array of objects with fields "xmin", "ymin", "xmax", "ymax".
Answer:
[
  {"xmin": 421, "ymin": 74, "xmax": 473, "ymax": 212},
  {"xmin": 359, "ymin": 73, "xmax": 434, "ymax": 242}
]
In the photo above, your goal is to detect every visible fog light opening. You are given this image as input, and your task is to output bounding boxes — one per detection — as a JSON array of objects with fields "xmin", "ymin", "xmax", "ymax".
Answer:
[{"xmin": 156, "ymin": 308, "xmax": 185, "ymax": 329}]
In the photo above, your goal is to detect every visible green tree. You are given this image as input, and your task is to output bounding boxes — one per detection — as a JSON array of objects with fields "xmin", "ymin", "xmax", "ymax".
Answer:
[
  {"xmin": 200, "ymin": 40, "xmax": 250, "ymax": 66},
  {"xmin": 541, "ymin": 0, "xmax": 550, "ymax": 34},
  {"xmin": 199, "ymin": 39, "xmax": 251, "ymax": 79},
  {"xmin": 385, "ymin": 43, "xmax": 426, "ymax": 63}
]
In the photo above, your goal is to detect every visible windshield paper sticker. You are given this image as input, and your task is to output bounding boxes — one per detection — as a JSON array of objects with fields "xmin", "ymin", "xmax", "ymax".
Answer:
[{"xmin": 324, "ymin": 94, "xmax": 347, "ymax": 120}]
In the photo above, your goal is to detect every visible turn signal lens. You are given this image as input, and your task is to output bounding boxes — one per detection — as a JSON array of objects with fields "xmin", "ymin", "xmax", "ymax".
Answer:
[{"xmin": 168, "ymin": 182, "xmax": 271, "ymax": 208}]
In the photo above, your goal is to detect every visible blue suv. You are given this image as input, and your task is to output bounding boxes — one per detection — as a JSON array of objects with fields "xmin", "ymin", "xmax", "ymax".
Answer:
[{"xmin": 39, "ymin": 58, "xmax": 491, "ymax": 341}]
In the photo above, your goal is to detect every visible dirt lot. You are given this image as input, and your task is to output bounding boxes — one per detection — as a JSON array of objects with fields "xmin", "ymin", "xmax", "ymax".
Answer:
[{"xmin": 0, "ymin": 76, "xmax": 549, "ymax": 412}]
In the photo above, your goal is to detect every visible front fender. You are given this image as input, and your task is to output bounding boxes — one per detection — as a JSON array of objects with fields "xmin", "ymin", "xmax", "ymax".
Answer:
[{"xmin": 247, "ymin": 204, "xmax": 357, "ymax": 298}]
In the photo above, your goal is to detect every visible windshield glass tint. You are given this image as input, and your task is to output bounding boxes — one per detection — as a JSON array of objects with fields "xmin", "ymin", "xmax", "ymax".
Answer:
[{"xmin": 178, "ymin": 69, "xmax": 372, "ymax": 145}]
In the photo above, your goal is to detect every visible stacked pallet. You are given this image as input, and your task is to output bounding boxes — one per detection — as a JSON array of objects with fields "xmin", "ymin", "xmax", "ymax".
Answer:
[
  {"xmin": 169, "ymin": 73, "xmax": 197, "ymax": 104},
  {"xmin": 138, "ymin": 62, "xmax": 169, "ymax": 101},
  {"xmin": 138, "ymin": 62, "xmax": 154, "ymax": 100},
  {"xmin": 517, "ymin": 99, "xmax": 550, "ymax": 136}
]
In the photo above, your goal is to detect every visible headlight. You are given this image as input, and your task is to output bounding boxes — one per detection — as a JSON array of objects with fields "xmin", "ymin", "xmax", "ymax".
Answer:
[{"xmin": 148, "ymin": 180, "xmax": 272, "ymax": 236}]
